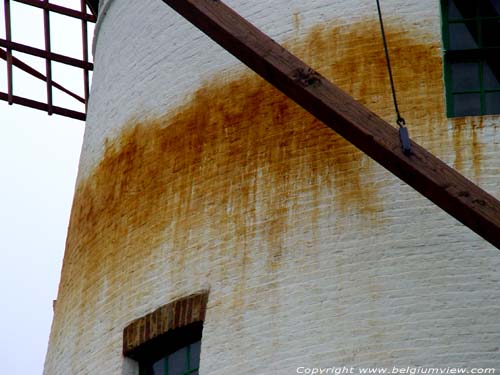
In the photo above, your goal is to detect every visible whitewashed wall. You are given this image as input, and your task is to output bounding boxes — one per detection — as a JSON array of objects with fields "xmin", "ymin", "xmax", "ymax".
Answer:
[{"xmin": 44, "ymin": 1, "xmax": 500, "ymax": 374}]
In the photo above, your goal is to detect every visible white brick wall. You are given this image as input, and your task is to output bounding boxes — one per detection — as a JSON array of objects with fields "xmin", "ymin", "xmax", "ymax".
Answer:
[
  {"xmin": 44, "ymin": 1, "xmax": 500, "ymax": 374},
  {"xmin": 80, "ymin": 0, "xmax": 444, "ymax": 179}
]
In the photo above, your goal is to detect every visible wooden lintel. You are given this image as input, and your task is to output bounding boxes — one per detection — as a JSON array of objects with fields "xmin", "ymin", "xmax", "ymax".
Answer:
[{"xmin": 160, "ymin": 0, "xmax": 500, "ymax": 249}]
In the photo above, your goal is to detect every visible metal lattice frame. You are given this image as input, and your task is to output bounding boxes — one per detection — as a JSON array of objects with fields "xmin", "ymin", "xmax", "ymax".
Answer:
[{"xmin": 0, "ymin": 0, "xmax": 96, "ymax": 121}]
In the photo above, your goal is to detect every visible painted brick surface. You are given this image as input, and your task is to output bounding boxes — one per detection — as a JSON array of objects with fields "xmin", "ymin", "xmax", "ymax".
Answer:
[{"xmin": 44, "ymin": 1, "xmax": 500, "ymax": 374}]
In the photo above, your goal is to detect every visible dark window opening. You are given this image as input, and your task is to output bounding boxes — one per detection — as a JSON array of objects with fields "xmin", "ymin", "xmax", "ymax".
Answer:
[
  {"xmin": 442, "ymin": 0, "xmax": 500, "ymax": 117},
  {"xmin": 128, "ymin": 322, "xmax": 204, "ymax": 375},
  {"xmin": 139, "ymin": 336, "xmax": 201, "ymax": 375},
  {"xmin": 123, "ymin": 292, "xmax": 208, "ymax": 375}
]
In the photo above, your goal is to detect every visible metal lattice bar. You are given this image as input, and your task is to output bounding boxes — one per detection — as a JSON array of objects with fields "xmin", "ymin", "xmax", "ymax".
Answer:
[
  {"xmin": 13, "ymin": 0, "xmax": 96, "ymax": 22},
  {"xmin": 4, "ymin": 0, "xmax": 13, "ymax": 104},
  {"xmin": 0, "ymin": 91, "xmax": 86, "ymax": 120},
  {"xmin": 0, "ymin": 0, "xmax": 96, "ymax": 120},
  {"xmin": 81, "ymin": 0, "xmax": 90, "ymax": 111},
  {"xmin": 43, "ymin": 0, "xmax": 53, "ymax": 115},
  {"xmin": 0, "ymin": 39, "xmax": 93, "ymax": 70},
  {"xmin": 0, "ymin": 48, "xmax": 85, "ymax": 103}
]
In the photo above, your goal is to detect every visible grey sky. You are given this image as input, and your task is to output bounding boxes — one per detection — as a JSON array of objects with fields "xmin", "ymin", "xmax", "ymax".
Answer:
[
  {"xmin": 1, "ymin": 1, "xmax": 93, "ymax": 374},
  {"xmin": 0, "ymin": 103, "xmax": 84, "ymax": 375}
]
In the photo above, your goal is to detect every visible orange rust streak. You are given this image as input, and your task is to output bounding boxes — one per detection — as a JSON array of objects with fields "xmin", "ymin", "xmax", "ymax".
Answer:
[{"xmin": 50, "ymin": 20, "xmax": 488, "ymax": 354}]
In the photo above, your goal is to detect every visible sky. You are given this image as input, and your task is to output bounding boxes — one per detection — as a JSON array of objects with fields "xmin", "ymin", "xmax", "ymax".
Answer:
[{"xmin": 0, "ymin": 1, "xmax": 92, "ymax": 374}]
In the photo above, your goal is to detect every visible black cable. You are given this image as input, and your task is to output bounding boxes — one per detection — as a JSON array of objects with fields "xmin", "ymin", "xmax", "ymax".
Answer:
[
  {"xmin": 376, "ymin": 0, "xmax": 411, "ymax": 154},
  {"xmin": 375, "ymin": 0, "xmax": 405, "ymax": 128}
]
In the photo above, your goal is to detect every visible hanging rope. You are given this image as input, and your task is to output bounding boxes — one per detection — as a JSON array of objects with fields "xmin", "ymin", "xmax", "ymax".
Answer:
[{"xmin": 375, "ymin": 0, "xmax": 412, "ymax": 154}]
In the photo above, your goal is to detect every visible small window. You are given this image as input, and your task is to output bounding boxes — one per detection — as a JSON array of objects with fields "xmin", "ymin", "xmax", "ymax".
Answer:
[
  {"xmin": 441, "ymin": 0, "xmax": 500, "ymax": 117},
  {"xmin": 123, "ymin": 292, "xmax": 208, "ymax": 375}
]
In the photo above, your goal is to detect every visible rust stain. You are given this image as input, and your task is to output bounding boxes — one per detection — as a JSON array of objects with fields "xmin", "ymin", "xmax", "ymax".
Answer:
[
  {"xmin": 450, "ymin": 117, "xmax": 485, "ymax": 179},
  {"xmin": 293, "ymin": 12, "xmax": 301, "ymax": 33},
  {"xmin": 287, "ymin": 21, "xmax": 486, "ymax": 178},
  {"xmin": 51, "ymin": 18, "xmax": 489, "ymax": 350}
]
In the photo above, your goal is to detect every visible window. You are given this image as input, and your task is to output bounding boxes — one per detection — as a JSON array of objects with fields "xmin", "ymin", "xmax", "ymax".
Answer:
[
  {"xmin": 123, "ymin": 292, "xmax": 208, "ymax": 375},
  {"xmin": 139, "ymin": 339, "xmax": 201, "ymax": 375},
  {"xmin": 441, "ymin": 0, "xmax": 500, "ymax": 117}
]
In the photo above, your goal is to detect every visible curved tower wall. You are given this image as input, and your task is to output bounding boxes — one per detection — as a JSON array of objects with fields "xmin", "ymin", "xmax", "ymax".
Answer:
[{"xmin": 44, "ymin": 0, "xmax": 500, "ymax": 374}]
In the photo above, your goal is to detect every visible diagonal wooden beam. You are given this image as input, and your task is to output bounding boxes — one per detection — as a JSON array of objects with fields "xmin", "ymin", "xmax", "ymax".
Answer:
[{"xmin": 159, "ymin": 0, "xmax": 500, "ymax": 249}]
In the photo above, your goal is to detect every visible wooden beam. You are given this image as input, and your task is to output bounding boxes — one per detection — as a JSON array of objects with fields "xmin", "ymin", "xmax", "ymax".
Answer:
[
  {"xmin": 160, "ymin": 0, "xmax": 500, "ymax": 249},
  {"xmin": 85, "ymin": 0, "xmax": 99, "ymax": 17}
]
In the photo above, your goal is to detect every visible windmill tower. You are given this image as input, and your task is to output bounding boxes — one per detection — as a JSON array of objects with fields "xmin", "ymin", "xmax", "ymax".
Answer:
[{"xmin": 17, "ymin": 0, "xmax": 499, "ymax": 374}]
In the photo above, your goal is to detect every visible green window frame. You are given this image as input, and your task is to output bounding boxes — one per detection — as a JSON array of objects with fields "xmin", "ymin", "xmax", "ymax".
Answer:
[
  {"xmin": 441, "ymin": 0, "xmax": 500, "ymax": 117},
  {"xmin": 139, "ymin": 339, "xmax": 201, "ymax": 375}
]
